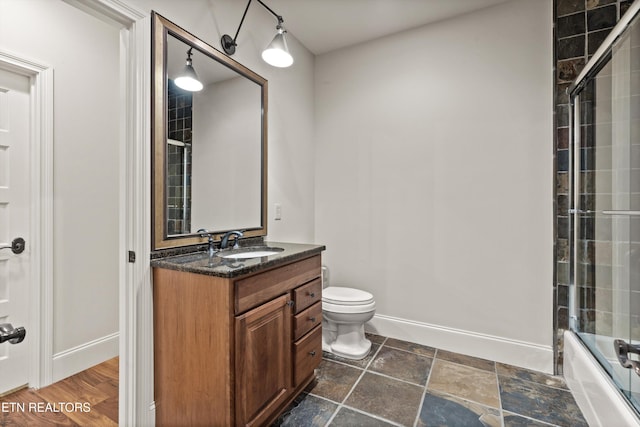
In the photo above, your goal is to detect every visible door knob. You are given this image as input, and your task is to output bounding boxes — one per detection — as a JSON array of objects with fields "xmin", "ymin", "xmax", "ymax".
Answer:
[
  {"xmin": 0, "ymin": 323, "xmax": 26, "ymax": 344},
  {"xmin": 0, "ymin": 237, "xmax": 25, "ymax": 255}
]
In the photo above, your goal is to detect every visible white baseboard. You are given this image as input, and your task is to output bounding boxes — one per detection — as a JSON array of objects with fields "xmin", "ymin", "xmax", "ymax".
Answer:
[
  {"xmin": 51, "ymin": 332, "xmax": 119, "ymax": 383},
  {"xmin": 366, "ymin": 314, "xmax": 553, "ymax": 374}
]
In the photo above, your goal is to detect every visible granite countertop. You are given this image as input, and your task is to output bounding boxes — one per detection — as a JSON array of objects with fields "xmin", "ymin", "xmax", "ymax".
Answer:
[{"xmin": 150, "ymin": 241, "xmax": 325, "ymax": 278}]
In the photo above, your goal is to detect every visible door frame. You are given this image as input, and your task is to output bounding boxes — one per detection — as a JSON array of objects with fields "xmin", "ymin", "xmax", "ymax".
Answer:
[
  {"xmin": 62, "ymin": 0, "xmax": 151, "ymax": 424},
  {"xmin": 0, "ymin": 51, "xmax": 54, "ymax": 390}
]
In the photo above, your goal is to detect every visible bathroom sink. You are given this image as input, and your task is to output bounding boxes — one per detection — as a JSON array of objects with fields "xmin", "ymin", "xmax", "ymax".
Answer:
[{"xmin": 217, "ymin": 247, "xmax": 284, "ymax": 259}]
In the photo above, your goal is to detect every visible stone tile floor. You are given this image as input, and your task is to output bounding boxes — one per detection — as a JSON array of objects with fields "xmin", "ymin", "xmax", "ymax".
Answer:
[{"xmin": 273, "ymin": 334, "xmax": 587, "ymax": 427}]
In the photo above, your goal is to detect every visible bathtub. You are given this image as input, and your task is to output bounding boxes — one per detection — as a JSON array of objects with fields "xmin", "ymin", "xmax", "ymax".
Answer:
[{"xmin": 564, "ymin": 331, "xmax": 640, "ymax": 426}]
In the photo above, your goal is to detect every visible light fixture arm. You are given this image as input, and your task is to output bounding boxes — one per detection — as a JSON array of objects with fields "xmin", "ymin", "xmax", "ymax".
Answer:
[
  {"xmin": 255, "ymin": 0, "xmax": 283, "ymax": 25},
  {"xmin": 221, "ymin": 0, "xmax": 286, "ymax": 56},
  {"xmin": 229, "ymin": 0, "xmax": 253, "ymax": 49}
]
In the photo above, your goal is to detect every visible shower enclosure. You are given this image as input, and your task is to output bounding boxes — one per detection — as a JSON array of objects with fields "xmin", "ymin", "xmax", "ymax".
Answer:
[
  {"xmin": 166, "ymin": 78, "xmax": 193, "ymax": 236},
  {"xmin": 167, "ymin": 138, "xmax": 192, "ymax": 235},
  {"xmin": 568, "ymin": 1, "xmax": 640, "ymax": 419}
]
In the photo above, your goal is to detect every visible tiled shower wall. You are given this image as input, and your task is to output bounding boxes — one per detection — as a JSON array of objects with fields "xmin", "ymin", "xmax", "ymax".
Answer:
[
  {"xmin": 167, "ymin": 79, "xmax": 193, "ymax": 235},
  {"xmin": 554, "ymin": 0, "xmax": 633, "ymax": 373}
]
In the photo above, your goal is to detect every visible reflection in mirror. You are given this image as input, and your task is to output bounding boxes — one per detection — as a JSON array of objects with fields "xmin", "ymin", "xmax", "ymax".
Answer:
[
  {"xmin": 166, "ymin": 133, "xmax": 191, "ymax": 235},
  {"xmin": 152, "ymin": 12, "xmax": 268, "ymax": 251},
  {"xmin": 165, "ymin": 35, "xmax": 262, "ymax": 237}
]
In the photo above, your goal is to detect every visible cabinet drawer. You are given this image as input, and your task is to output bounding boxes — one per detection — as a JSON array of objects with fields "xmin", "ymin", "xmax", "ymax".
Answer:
[
  {"xmin": 293, "ymin": 302, "xmax": 322, "ymax": 341},
  {"xmin": 235, "ymin": 255, "xmax": 321, "ymax": 314},
  {"xmin": 293, "ymin": 326, "xmax": 322, "ymax": 385},
  {"xmin": 293, "ymin": 278, "xmax": 322, "ymax": 314}
]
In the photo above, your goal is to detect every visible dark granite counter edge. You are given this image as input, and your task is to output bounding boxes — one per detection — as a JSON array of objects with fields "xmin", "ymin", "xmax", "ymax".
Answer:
[{"xmin": 150, "ymin": 242, "xmax": 326, "ymax": 278}]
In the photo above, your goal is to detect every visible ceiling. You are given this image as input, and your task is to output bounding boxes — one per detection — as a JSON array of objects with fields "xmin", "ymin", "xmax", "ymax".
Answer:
[{"xmin": 260, "ymin": 0, "xmax": 514, "ymax": 55}]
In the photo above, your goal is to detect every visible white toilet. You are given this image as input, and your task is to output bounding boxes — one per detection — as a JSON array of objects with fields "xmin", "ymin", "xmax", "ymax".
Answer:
[{"xmin": 321, "ymin": 267, "xmax": 376, "ymax": 360}]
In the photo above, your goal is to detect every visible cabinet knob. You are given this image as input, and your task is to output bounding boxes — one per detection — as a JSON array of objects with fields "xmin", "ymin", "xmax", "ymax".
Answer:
[
  {"xmin": 308, "ymin": 316, "xmax": 316, "ymax": 323},
  {"xmin": 309, "ymin": 350, "xmax": 316, "ymax": 357},
  {"xmin": 308, "ymin": 292, "xmax": 315, "ymax": 298},
  {"xmin": 287, "ymin": 300, "xmax": 295, "ymax": 308}
]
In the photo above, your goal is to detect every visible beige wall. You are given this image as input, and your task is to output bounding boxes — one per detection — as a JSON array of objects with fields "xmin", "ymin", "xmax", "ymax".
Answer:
[
  {"xmin": 191, "ymin": 76, "xmax": 262, "ymax": 231},
  {"xmin": 0, "ymin": 0, "xmax": 555, "ymax": 383},
  {"xmin": 314, "ymin": 0, "xmax": 554, "ymax": 371},
  {"xmin": 0, "ymin": 0, "xmax": 120, "ymax": 379}
]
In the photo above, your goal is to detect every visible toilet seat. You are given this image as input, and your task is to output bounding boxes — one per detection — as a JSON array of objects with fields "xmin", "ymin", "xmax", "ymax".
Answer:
[
  {"xmin": 322, "ymin": 287, "xmax": 376, "ymax": 314},
  {"xmin": 323, "ymin": 287, "xmax": 374, "ymax": 305}
]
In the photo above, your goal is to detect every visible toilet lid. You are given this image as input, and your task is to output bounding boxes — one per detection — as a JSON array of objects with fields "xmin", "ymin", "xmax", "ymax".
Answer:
[{"xmin": 323, "ymin": 287, "xmax": 374, "ymax": 306}]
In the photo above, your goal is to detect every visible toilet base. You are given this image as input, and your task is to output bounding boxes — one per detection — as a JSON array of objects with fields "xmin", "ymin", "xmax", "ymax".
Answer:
[{"xmin": 322, "ymin": 322, "xmax": 372, "ymax": 360}]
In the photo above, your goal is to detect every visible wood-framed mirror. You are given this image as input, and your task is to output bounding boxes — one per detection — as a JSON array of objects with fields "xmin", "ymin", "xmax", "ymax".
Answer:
[{"xmin": 152, "ymin": 12, "xmax": 268, "ymax": 251}]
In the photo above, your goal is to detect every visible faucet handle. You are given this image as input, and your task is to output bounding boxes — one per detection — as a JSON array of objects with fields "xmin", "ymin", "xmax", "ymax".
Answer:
[
  {"xmin": 197, "ymin": 228, "xmax": 211, "ymax": 238},
  {"xmin": 232, "ymin": 230, "xmax": 244, "ymax": 249}
]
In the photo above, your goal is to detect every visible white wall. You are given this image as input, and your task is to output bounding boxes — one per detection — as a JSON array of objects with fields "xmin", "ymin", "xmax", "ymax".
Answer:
[
  {"xmin": 315, "ymin": 0, "xmax": 554, "ymax": 372},
  {"xmin": 0, "ymin": 0, "xmax": 553, "ymax": 391},
  {"xmin": 192, "ymin": 76, "xmax": 262, "ymax": 231},
  {"xmin": 129, "ymin": 0, "xmax": 317, "ymax": 243},
  {"xmin": 0, "ymin": 0, "xmax": 120, "ymax": 379}
]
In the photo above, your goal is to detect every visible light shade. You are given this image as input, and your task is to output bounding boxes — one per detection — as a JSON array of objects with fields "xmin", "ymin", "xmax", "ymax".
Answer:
[
  {"xmin": 261, "ymin": 28, "xmax": 293, "ymax": 68},
  {"xmin": 175, "ymin": 56, "xmax": 203, "ymax": 92}
]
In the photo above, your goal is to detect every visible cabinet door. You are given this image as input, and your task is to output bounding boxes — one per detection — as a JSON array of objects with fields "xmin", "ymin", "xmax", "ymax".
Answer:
[{"xmin": 235, "ymin": 294, "xmax": 292, "ymax": 426}]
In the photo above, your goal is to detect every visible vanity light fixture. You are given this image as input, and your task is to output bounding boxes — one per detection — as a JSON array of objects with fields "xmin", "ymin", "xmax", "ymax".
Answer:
[
  {"xmin": 221, "ymin": 0, "xmax": 294, "ymax": 68},
  {"xmin": 175, "ymin": 48, "xmax": 203, "ymax": 92}
]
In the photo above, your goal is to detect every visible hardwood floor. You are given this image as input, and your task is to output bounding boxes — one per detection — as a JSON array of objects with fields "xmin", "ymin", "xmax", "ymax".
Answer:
[{"xmin": 0, "ymin": 357, "xmax": 118, "ymax": 426}]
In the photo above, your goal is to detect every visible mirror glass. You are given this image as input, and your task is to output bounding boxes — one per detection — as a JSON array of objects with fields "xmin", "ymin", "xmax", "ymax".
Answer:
[{"xmin": 153, "ymin": 12, "xmax": 268, "ymax": 251}]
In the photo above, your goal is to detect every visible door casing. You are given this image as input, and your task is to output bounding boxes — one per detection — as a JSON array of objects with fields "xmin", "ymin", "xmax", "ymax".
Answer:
[{"xmin": 0, "ymin": 51, "xmax": 54, "ymax": 390}]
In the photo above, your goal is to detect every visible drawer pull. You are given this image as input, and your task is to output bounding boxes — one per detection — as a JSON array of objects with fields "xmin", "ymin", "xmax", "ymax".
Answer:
[
  {"xmin": 308, "ymin": 316, "xmax": 316, "ymax": 323},
  {"xmin": 309, "ymin": 350, "xmax": 316, "ymax": 357},
  {"xmin": 287, "ymin": 300, "xmax": 295, "ymax": 308},
  {"xmin": 308, "ymin": 292, "xmax": 315, "ymax": 298}
]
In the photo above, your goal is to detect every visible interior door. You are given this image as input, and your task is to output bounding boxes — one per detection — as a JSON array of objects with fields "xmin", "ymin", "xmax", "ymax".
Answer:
[{"xmin": 0, "ymin": 67, "xmax": 30, "ymax": 394}]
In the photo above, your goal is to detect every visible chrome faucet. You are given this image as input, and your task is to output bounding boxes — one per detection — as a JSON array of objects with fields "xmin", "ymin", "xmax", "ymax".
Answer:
[
  {"xmin": 220, "ymin": 230, "xmax": 243, "ymax": 250},
  {"xmin": 197, "ymin": 229, "xmax": 216, "ymax": 257}
]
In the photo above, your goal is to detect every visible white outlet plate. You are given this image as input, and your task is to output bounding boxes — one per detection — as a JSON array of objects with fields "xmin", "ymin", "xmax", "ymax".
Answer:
[{"xmin": 274, "ymin": 203, "xmax": 282, "ymax": 220}]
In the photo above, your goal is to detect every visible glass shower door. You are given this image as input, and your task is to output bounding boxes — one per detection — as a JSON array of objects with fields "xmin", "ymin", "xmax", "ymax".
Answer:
[{"xmin": 570, "ymin": 12, "xmax": 640, "ymax": 413}]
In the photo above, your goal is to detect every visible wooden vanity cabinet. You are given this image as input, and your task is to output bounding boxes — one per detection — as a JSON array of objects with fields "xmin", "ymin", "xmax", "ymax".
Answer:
[
  {"xmin": 153, "ymin": 254, "xmax": 322, "ymax": 427},
  {"xmin": 235, "ymin": 294, "xmax": 291, "ymax": 426}
]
